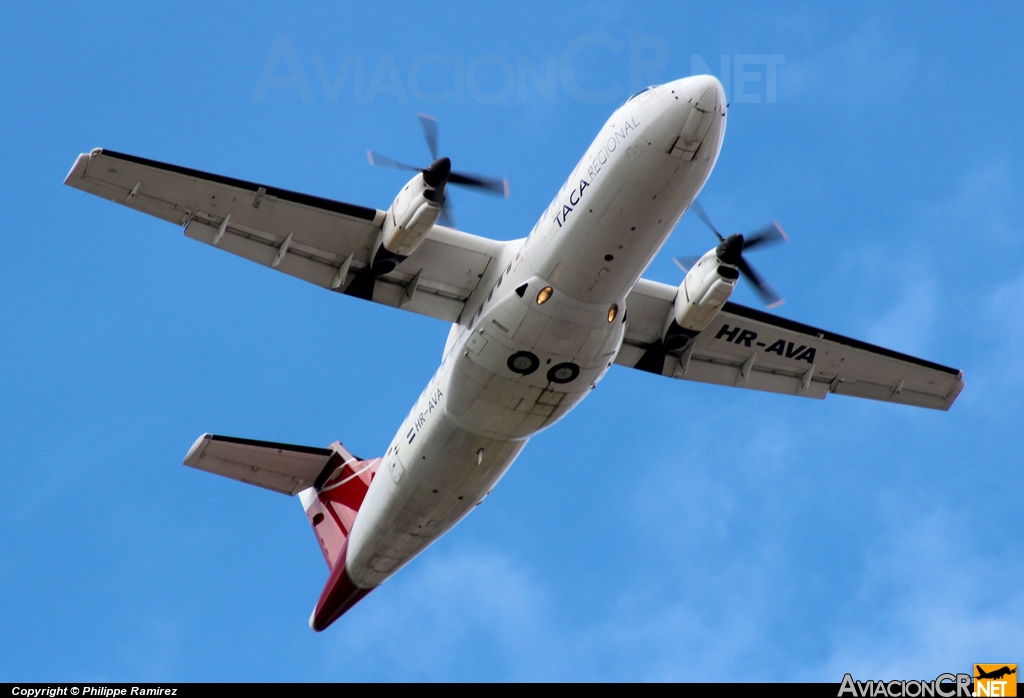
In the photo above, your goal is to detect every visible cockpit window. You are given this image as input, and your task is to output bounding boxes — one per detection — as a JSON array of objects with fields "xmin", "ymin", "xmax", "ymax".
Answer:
[{"xmin": 626, "ymin": 86, "xmax": 656, "ymax": 103}]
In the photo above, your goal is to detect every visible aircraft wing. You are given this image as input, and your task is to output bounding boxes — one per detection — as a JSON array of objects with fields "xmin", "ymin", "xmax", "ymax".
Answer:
[
  {"xmin": 64, "ymin": 149, "xmax": 503, "ymax": 323},
  {"xmin": 616, "ymin": 278, "xmax": 964, "ymax": 410}
]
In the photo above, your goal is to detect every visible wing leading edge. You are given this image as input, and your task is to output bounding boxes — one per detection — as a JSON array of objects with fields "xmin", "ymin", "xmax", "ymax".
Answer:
[
  {"xmin": 616, "ymin": 278, "xmax": 964, "ymax": 410},
  {"xmin": 64, "ymin": 149, "xmax": 508, "ymax": 323}
]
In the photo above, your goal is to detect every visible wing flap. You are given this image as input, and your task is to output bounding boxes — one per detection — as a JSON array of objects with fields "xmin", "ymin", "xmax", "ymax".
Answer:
[
  {"xmin": 674, "ymin": 351, "xmax": 832, "ymax": 400},
  {"xmin": 185, "ymin": 219, "xmax": 343, "ymax": 288}
]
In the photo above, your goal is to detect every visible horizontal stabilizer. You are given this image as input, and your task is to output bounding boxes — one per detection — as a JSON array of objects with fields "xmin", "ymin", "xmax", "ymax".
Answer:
[
  {"xmin": 183, "ymin": 434, "xmax": 356, "ymax": 496},
  {"xmin": 183, "ymin": 432, "xmax": 380, "ymax": 629}
]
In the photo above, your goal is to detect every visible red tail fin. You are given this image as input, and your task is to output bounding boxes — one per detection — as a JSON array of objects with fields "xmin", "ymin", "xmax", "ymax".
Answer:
[{"xmin": 298, "ymin": 441, "xmax": 381, "ymax": 630}]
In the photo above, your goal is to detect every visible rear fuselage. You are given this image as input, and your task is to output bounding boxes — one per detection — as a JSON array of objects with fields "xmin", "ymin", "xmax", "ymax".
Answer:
[{"xmin": 346, "ymin": 75, "xmax": 728, "ymax": 589}]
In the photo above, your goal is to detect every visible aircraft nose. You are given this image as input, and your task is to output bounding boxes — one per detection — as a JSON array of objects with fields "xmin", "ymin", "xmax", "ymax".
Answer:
[
  {"xmin": 670, "ymin": 74, "xmax": 726, "ymax": 115},
  {"xmin": 659, "ymin": 75, "xmax": 727, "ymax": 163}
]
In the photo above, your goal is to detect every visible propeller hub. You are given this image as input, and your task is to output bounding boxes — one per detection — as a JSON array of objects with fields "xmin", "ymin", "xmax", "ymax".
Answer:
[
  {"xmin": 716, "ymin": 233, "xmax": 745, "ymax": 265},
  {"xmin": 423, "ymin": 157, "xmax": 451, "ymax": 187}
]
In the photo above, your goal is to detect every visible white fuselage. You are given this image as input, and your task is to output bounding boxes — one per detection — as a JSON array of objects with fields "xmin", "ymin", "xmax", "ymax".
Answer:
[{"xmin": 346, "ymin": 75, "xmax": 727, "ymax": 588}]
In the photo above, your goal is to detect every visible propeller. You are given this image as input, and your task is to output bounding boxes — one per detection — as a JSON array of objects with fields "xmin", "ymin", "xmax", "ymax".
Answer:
[
  {"xmin": 367, "ymin": 112, "xmax": 509, "ymax": 227},
  {"xmin": 675, "ymin": 199, "xmax": 788, "ymax": 308}
]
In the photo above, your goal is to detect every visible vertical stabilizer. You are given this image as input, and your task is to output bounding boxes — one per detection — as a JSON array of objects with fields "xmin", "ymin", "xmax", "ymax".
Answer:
[{"xmin": 297, "ymin": 442, "xmax": 381, "ymax": 630}]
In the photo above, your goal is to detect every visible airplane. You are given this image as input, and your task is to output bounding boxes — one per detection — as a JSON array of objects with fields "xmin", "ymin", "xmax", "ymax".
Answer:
[
  {"xmin": 64, "ymin": 74, "xmax": 964, "ymax": 632},
  {"xmin": 976, "ymin": 666, "xmax": 1017, "ymax": 681}
]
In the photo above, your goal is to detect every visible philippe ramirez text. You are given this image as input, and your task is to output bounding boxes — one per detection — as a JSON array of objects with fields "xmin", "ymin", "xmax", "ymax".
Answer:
[{"xmin": 11, "ymin": 690, "xmax": 178, "ymax": 697}]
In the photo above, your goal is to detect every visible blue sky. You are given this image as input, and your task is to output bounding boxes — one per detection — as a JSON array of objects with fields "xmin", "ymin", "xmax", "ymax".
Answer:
[{"xmin": 2, "ymin": 1, "xmax": 1022, "ymax": 682}]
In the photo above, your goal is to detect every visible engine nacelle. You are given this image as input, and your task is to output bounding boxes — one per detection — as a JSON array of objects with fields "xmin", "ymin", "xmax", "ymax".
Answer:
[
  {"xmin": 671, "ymin": 251, "xmax": 739, "ymax": 332},
  {"xmin": 380, "ymin": 173, "xmax": 444, "ymax": 257}
]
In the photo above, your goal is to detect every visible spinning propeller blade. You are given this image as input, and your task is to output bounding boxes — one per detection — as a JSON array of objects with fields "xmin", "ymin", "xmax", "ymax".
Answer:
[
  {"xmin": 736, "ymin": 256, "xmax": 783, "ymax": 308},
  {"xmin": 366, "ymin": 151, "xmax": 420, "ymax": 172},
  {"xmin": 417, "ymin": 112, "xmax": 439, "ymax": 161},
  {"xmin": 690, "ymin": 199, "xmax": 724, "ymax": 241},
  {"xmin": 448, "ymin": 171, "xmax": 509, "ymax": 197},
  {"xmin": 742, "ymin": 221, "xmax": 788, "ymax": 251},
  {"xmin": 672, "ymin": 255, "xmax": 702, "ymax": 273}
]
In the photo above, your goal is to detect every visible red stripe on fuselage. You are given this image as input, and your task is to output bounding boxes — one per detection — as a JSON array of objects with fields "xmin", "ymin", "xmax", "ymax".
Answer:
[{"xmin": 310, "ymin": 539, "xmax": 374, "ymax": 631}]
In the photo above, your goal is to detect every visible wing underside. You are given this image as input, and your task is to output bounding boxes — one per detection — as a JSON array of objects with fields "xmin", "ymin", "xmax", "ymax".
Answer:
[
  {"xmin": 617, "ymin": 278, "xmax": 964, "ymax": 410},
  {"xmin": 64, "ymin": 149, "xmax": 505, "ymax": 323}
]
